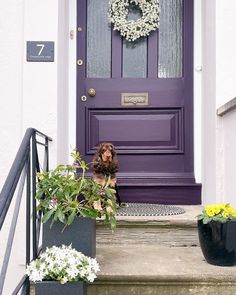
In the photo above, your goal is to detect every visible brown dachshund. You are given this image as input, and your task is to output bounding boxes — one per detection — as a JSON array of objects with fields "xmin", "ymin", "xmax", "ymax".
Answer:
[{"xmin": 92, "ymin": 143, "xmax": 121, "ymax": 205}]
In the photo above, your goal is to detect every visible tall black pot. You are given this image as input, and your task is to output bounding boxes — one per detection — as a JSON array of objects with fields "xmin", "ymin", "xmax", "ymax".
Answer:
[
  {"xmin": 198, "ymin": 219, "xmax": 236, "ymax": 266},
  {"xmin": 42, "ymin": 217, "xmax": 96, "ymax": 258}
]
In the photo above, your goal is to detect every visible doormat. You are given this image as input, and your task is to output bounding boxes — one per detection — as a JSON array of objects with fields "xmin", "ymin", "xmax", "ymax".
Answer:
[{"xmin": 116, "ymin": 203, "xmax": 185, "ymax": 216}]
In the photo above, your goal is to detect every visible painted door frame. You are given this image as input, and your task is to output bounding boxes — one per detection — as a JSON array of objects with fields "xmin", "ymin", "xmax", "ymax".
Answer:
[{"xmin": 67, "ymin": 0, "xmax": 203, "ymax": 202}]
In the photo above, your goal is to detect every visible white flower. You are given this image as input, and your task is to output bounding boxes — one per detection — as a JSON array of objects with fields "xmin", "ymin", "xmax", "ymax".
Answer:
[
  {"xmin": 26, "ymin": 245, "xmax": 100, "ymax": 284},
  {"xmin": 108, "ymin": 0, "xmax": 160, "ymax": 42}
]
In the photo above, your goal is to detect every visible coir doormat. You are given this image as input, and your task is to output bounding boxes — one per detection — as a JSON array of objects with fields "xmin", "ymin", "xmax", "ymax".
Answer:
[{"xmin": 116, "ymin": 203, "xmax": 185, "ymax": 217}]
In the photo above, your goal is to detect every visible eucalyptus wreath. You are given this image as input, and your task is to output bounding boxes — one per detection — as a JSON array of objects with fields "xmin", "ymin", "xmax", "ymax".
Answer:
[{"xmin": 108, "ymin": 0, "xmax": 160, "ymax": 42}]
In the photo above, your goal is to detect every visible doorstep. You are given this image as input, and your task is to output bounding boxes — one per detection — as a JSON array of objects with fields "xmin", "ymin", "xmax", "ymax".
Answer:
[{"xmin": 96, "ymin": 205, "xmax": 203, "ymax": 247}]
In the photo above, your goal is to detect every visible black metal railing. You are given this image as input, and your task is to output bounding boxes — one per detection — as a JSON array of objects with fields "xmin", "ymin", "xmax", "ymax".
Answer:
[{"xmin": 0, "ymin": 128, "xmax": 52, "ymax": 295}]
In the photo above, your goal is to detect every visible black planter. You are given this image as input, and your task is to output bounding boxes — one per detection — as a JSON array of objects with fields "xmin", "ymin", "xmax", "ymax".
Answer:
[
  {"xmin": 35, "ymin": 281, "xmax": 86, "ymax": 295},
  {"xmin": 42, "ymin": 217, "xmax": 96, "ymax": 257},
  {"xmin": 198, "ymin": 220, "xmax": 236, "ymax": 266}
]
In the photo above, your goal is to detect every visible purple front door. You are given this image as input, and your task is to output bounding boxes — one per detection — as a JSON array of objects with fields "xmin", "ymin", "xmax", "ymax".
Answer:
[{"xmin": 76, "ymin": 0, "xmax": 201, "ymax": 204}]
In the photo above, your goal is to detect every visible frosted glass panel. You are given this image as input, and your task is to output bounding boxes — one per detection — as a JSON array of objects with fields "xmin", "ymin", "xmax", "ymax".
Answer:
[
  {"xmin": 158, "ymin": 0, "xmax": 183, "ymax": 78},
  {"xmin": 123, "ymin": 39, "xmax": 147, "ymax": 78},
  {"xmin": 123, "ymin": 4, "xmax": 147, "ymax": 78},
  {"xmin": 87, "ymin": 0, "xmax": 111, "ymax": 78}
]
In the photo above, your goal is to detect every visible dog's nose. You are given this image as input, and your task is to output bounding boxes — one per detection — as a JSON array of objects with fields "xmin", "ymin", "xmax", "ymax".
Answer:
[{"xmin": 104, "ymin": 150, "xmax": 111, "ymax": 156}]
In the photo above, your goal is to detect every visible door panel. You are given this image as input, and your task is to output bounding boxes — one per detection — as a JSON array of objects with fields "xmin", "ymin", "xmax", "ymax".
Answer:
[
  {"xmin": 76, "ymin": 0, "xmax": 201, "ymax": 204},
  {"xmin": 87, "ymin": 108, "xmax": 183, "ymax": 154}
]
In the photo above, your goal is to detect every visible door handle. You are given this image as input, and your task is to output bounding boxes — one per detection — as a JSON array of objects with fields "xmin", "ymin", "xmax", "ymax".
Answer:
[{"xmin": 88, "ymin": 88, "xmax": 96, "ymax": 97}]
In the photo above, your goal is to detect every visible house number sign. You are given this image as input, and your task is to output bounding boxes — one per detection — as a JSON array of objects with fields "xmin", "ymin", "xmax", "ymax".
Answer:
[
  {"xmin": 27, "ymin": 41, "xmax": 54, "ymax": 62},
  {"xmin": 121, "ymin": 93, "xmax": 149, "ymax": 106}
]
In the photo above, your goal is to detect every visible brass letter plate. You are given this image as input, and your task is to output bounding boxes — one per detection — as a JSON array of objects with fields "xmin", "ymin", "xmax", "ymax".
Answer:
[{"xmin": 121, "ymin": 93, "xmax": 149, "ymax": 106}]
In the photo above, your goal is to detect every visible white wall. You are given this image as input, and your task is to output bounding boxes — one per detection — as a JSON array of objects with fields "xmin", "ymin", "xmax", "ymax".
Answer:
[
  {"xmin": 215, "ymin": 1, "xmax": 236, "ymax": 207},
  {"xmin": 216, "ymin": 1, "xmax": 236, "ymax": 109},
  {"xmin": 222, "ymin": 111, "xmax": 236, "ymax": 207},
  {"xmin": 0, "ymin": 0, "xmax": 59, "ymax": 191},
  {"xmin": 0, "ymin": 0, "xmax": 25, "ymax": 191},
  {"xmin": 201, "ymin": 0, "xmax": 236, "ymax": 206},
  {"xmin": 201, "ymin": 0, "xmax": 217, "ymax": 204},
  {"xmin": 0, "ymin": 1, "xmax": 70, "ymax": 294},
  {"xmin": 22, "ymin": 0, "xmax": 59, "ymax": 167},
  {"xmin": 0, "ymin": 2, "xmax": 25, "ymax": 293}
]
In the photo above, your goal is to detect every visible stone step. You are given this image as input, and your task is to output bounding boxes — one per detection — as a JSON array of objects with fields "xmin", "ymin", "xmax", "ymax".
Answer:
[
  {"xmin": 93, "ymin": 205, "xmax": 236, "ymax": 294},
  {"xmin": 96, "ymin": 205, "xmax": 202, "ymax": 247},
  {"xmin": 88, "ymin": 244, "xmax": 236, "ymax": 295}
]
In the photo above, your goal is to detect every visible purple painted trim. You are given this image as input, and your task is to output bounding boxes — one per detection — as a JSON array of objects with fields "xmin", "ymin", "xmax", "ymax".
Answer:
[
  {"xmin": 76, "ymin": 0, "xmax": 87, "ymax": 155},
  {"xmin": 112, "ymin": 31, "xmax": 122, "ymax": 78},
  {"xmin": 148, "ymin": 31, "xmax": 158, "ymax": 78},
  {"xmin": 182, "ymin": 0, "xmax": 194, "ymax": 172},
  {"xmin": 118, "ymin": 184, "xmax": 202, "ymax": 205}
]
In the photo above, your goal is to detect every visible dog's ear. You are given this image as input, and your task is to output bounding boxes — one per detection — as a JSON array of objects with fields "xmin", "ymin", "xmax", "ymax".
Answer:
[
  {"xmin": 97, "ymin": 143, "xmax": 104, "ymax": 155},
  {"xmin": 98, "ymin": 143, "xmax": 103, "ymax": 150},
  {"xmin": 110, "ymin": 143, "xmax": 117, "ymax": 158}
]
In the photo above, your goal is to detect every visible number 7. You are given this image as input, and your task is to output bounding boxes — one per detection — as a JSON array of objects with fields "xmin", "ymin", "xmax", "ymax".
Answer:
[{"xmin": 36, "ymin": 44, "xmax": 45, "ymax": 56}]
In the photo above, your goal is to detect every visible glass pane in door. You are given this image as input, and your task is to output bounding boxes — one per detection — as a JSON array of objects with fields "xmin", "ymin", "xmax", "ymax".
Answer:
[
  {"xmin": 122, "ymin": 3, "xmax": 147, "ymax": 78},
  {"xmin": 158, "ymin": 0, "xmax": 183, "ymax": 78},
  {"xmin": 87, "ymin": 0, "xmax": 111, "ymax": 78},
  {"xmin": 123, "ymin": 39, "xmax": 147, "ymax": 78}
]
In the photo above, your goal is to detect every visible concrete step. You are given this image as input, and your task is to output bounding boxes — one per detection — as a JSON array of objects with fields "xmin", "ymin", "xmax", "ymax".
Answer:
[
  {"xmin": 92, "ymin": 205, "xmax": 236, "ymax": 294},
  {"xmin": 88, "ymin": 244, "xmax": 236, "ymax": 295},
  {"xmin": 96, "ymin": 205, "xmax": 202, "ymax": 247}
]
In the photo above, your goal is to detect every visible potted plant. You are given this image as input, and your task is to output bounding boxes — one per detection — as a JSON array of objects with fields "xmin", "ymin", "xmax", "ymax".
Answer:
[
  {"xmin": 36, "ymin": 150, "xmax": 117, "ymax": 257},
  {"xmin": 26, "ymin": 244, "xmax": 99, "ymax": 295},
  {"xmin": 197, "ymin": 203, "xmax": 236, "ymax": 266}
]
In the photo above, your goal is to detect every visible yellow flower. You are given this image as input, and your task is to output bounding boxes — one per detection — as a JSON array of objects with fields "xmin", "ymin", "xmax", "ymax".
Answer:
[
  {"xmin": 205, "ymin": 207, "xmax": 215, "ymax": 217},
  {"xmin": 205, "ymin": 205, "xmax": 221, "ymax": 217},
  {"xmin": 231, "ymin": 210, "xmax": 236, "ymax": 217},
  {"xmin": 213, "ymin": 205, "xmax": 221, "ymax": 215},
  {"xmin": 199, "ymin": 203, "xmax": 236, "ymax": 224}
]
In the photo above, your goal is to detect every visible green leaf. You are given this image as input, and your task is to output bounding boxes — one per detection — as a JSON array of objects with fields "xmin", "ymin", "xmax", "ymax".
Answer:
[
  {"xmin": 42, "ymin": 209, "xmax": 55, "ymax": 224},
  {"xmin": 202, "ymin": 216, "xmax": 212, "ymax": 224},
  {"xmin": 67, "ymin": 211, "xmax": 76, "ymax": 226},
  {"xmin": 79, "ymin": 208, "xmax": 98, "ymax": 219},
  {"xmin": 58, "ymin": 211, "xmax": 65, "ymax": 223}
]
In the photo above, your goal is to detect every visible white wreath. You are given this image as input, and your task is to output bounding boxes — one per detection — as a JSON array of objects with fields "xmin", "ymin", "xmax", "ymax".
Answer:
[{"xmin": 108, "ymin": 0, "xmax": 160, "ymax": 42}]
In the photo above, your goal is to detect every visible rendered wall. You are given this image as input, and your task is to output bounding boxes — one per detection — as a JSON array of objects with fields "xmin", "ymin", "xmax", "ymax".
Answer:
[
  {"xmin": 0, "ymin": 0, "xmax": 24, "ymax": 191},
  {"xmin": 215, "ymin": 1, "xmax": 236, "ymax": 207},
  {"xmin": 0, "ymin": 1, "xmax": 66, "ymax": 294},
  {"xmin": 201, "ymin": 0, "xmax": 236, "ymax": 205},
  {"xmin": 222, "ymin": 111, "xmax": 236, "ymax": 207},
  {"xmin": 201, "ymin": 0, "xmax": 217, "ymax": 204},
  {"xmin": 216, "ymin": 1, "xmax": 236, "ymax": 108}
]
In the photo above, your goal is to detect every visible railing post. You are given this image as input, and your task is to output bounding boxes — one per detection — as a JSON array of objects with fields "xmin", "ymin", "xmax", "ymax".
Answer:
[
  {"xmin": 45, "ymin": 137, "xmax": 49, "ymax": 172},
  {"xmin": 32, "ymin": 132, "xmax": 37, "ymax": 259},
  {"xmin": 25, "ymin": 154, "xmax": 31, "ymax": 294}
]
